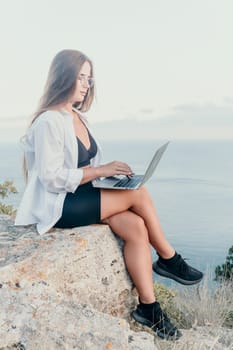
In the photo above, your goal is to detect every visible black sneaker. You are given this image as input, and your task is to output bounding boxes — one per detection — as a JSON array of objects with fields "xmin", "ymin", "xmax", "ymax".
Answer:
[
  {"xmin": 153, "ymin": 254, "xmax": 203, "ymax": 285},
  {"xmin": 131, "ymin": 301, "xmax": 182, "ymax": 340}
]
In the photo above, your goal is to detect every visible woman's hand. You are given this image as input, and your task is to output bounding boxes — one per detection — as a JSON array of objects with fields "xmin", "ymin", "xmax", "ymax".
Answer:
[
  {"xmin": 97, "ymin": 161, "xmax": 134, "ymax": 178},
  {"xmin": 80, "ymin": 161, "xmax": 134, "ymax": 185}
]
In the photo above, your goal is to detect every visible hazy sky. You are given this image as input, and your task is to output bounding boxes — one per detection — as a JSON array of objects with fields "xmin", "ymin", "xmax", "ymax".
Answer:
[{"xmin": 0, "ymin": 0, "xmax": 233, "ymax": 140}]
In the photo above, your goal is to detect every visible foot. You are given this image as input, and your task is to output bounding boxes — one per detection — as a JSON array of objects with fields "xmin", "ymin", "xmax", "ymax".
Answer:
[
  {"xmin": 153, "ymin": 253, "xmax": 203, "ymax": 285},
  {"xmin": 131, "ymin": 301, "xmax": 182, "ymax": 340}
]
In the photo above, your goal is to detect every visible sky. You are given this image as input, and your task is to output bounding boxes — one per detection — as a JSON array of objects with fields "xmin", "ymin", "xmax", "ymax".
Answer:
[{"xmin": 0, "ymin": 0, "xmax": 233, "ymax": 141}]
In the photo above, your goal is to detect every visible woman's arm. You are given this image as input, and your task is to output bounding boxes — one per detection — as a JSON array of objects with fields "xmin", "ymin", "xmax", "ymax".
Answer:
[
  {"xmin": 80, "ymin": 161, "xmax": 134, "ymax": 184},
  {"xmin": 34, "ymin": 116, "xmax": 83, "ymax": 193},
  {"xmin": 33, "ymin": 113, "xmax": 133, "ymax": 191}
]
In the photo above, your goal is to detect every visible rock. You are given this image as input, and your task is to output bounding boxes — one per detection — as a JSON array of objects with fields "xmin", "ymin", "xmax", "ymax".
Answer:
[
  {"xmin": 0, "ymin": 296, "xmax": 131, "ymax": 350},
  {"xmin": 0, "ymin": 216, "xmax": 135, "ymax": 317},
  {"xmin": 0, "ymin": 215, "xmax": 158, "ymax": 349},
  {"xmin": 128, "ymin": 331, "xmax": 157, "ymax": 350},
  {"xmin": 1, "ymin": 215, "xmax": 232, "ymax": 350}
]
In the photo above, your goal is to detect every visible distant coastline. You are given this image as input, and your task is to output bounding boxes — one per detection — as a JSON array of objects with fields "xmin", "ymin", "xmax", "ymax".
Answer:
[{"xmin": 1, "ymin": 106, "xmax": 233, "ymax": 143}]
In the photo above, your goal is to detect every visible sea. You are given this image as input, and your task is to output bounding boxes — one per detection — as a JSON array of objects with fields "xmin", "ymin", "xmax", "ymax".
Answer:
[{"xmin": 1, "ymin": 139, "xmax": 233, "ymax": 286}]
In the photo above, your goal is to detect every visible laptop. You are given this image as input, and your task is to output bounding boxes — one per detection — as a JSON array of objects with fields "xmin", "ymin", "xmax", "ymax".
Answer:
[{"xmin": 92, "ymin": 141, "xmax": 169, "ymax": 190}]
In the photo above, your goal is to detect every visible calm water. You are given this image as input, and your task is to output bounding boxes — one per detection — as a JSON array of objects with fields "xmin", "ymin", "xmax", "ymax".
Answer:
[{"xmin": 1, "ymin": 140, "xmax": 233, "ymax": 284}]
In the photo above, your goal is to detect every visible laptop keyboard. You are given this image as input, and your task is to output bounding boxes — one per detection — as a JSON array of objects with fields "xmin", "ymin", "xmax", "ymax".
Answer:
[{"xmin": 113, "ymin": 175, "xmax": 142, "ymax": 188}]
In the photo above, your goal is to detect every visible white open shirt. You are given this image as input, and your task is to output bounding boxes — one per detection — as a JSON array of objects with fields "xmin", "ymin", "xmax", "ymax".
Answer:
[{"xmin": 15, "ymin": 108, "xmax": 102, "ymax": 235}]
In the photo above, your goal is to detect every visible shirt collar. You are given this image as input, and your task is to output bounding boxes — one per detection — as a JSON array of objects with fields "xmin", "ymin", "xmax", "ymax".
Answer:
[{"xmin": 59, "ymin": 108, "xmax": 73, "ymax": 120}]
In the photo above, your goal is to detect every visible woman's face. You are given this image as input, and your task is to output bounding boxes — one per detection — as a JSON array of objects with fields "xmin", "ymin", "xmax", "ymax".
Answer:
[{"xmin": 71, "ymin": 61, "xmax": 92, "ymax": 103}]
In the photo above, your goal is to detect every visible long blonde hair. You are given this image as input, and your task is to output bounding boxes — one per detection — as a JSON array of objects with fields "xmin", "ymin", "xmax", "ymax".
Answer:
[{"xmin": 23, "ymin": 49, "xmax": 95, "ymax": 181}]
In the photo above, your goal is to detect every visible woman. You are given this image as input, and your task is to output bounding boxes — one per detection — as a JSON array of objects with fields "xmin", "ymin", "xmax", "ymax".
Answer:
[{"xmin": 15, "ymin": 49, "xmax": 203, "ymax": 340}]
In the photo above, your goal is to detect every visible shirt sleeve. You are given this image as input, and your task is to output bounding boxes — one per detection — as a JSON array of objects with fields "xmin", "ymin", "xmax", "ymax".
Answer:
[{"xmin": 33, "ymin": 116, "xmax": 83, "ymax": 193}]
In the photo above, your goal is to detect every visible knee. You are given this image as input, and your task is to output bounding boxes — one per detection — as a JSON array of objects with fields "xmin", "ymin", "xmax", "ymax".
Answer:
[
  {"xmin": 136, "ymin": 185, "xmax": 150, "ymax": 201},
  {"xmin": 132, "ymin": 216, "xmax": 149, "ymax": 242}
]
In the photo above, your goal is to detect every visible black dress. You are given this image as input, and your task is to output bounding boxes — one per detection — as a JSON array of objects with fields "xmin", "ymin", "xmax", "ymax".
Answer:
[{"xmin": 54, "ymin": 129, "xmax": 101, "ymax": 229}]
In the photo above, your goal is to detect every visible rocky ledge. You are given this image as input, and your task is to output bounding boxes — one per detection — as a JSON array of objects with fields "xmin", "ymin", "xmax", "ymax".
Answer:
[{"xmin": 0, "ymin": 215, "xmax": 232, "ymax": 350}]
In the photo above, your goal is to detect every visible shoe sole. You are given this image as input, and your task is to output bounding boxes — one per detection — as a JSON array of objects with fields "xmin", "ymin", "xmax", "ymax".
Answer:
[
  {"xmin": 153, "ymin": 263, "xmax": 203, "ymax": 285},
  {"xmin": 131, "ymin": 311, "xmax": 181, "ymax": 340}
]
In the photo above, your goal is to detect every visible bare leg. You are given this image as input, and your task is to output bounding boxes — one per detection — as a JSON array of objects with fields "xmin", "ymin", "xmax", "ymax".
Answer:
[
  {"xmin": 101, "ymin": 186, "xmax": 175, "ymax": 259},
  {"xmin": 102, "ymin": 210, "xmax": 155, "ymax": 303}
]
